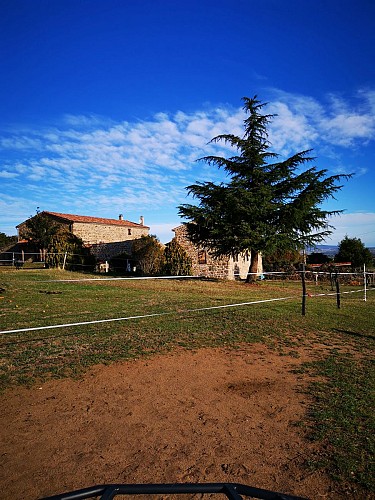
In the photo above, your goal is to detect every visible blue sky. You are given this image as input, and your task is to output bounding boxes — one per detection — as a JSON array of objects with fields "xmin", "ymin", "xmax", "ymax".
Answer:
[{"xmin": 1, "ymin": 0, "xmax": 374, "ymax": 246}]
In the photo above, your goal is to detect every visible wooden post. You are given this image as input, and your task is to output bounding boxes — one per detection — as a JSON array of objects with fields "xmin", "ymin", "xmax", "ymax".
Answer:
[
  {"xmin": 62, "ymin": 252, "xmax": 67, "ymax": 270},
  {"xmin": 335, "ymin": 271, "xmax": 341, "ymax": 309},
  {"xmin": 364, "ymin": 264, "xmax": 367, "ymax": 302},
  {"xmin": 301, "ymin": 263, "xmax": 306, "ymax": 316}
]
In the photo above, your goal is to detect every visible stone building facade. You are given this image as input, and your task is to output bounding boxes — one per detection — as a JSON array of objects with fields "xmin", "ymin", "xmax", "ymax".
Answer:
[
  {"xmin": 173, "ymin": 224, "xmax": 262, "ymax": 280},
  {"xmin": 17, "ymin": 211, "xmax": 150, "ymax": 260}
]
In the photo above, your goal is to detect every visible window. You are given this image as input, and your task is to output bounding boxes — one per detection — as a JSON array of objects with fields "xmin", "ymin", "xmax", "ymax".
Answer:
[
  {"xmin": 128, "ymin": 228, "xmax": 132, "ymax": 235},
  {"xmin": 198, "ymin": 250, "xmax": 207, "ymax": 264}
]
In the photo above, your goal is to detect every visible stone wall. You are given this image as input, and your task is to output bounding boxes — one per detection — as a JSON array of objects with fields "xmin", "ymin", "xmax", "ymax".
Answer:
[
  {"xmin": 89, "ymin": 240, "xmax": 134, "ymax": 261},
  {"xmin": 71, "ymin": 222, "xmax": 148, "ymax": 245},
  {"xmin": 17, "ymin": 216, "xmax": 149, "ymax": 262},
  {"xmin": 173, "ymin": 225, "xmax": 256, "ymax": 280}
]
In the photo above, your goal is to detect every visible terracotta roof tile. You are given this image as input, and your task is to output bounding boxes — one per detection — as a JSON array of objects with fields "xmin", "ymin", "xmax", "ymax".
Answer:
[{"xmin": 44, "ymin": 211, "xmax": 149, "ymax": 228}]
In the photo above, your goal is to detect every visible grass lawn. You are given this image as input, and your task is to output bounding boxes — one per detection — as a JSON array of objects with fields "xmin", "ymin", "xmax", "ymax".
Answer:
[{"xmin": 0, "ymin": 268, "xmax": 374, "ymax": 493}]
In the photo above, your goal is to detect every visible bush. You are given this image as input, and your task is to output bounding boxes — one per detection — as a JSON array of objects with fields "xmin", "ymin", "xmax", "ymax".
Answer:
[
  {"xmin": 132, "ymin": 235, "xmax": 165, "ymax": 275},
  {"xmin": 163, "ymin": 238, "xmax": 192, "ymax": 276},
  {"xmin": 46, "ymin": 227, "xmax": 95, "ymax": 271},
  {"xmin": 263, "ymin": 248, "xmax": 303, "ymax": 272},
  {"xmin": 307, "ymin": 252, "xmax": 332, "ymax": 265}
]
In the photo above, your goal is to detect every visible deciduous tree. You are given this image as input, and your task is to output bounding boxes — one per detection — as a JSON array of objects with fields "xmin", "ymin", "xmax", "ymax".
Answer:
[
  {"xmin": 24, "ymin": 211, "xmax": 61, "ymax": 250},
  {"xmin": 132, "ymin": 235, "xmax": 165, "ymax": 275},
  {"xmin": 335, "ymin": 236, "xmax": 373, "ymax": 270},
  {"xmin": 0, "ymin": 232, "xmax": 17, "ymax": 250},
  {"xmin": 24, "ymin": 211, "xmax": 94, "ymax": 270}
]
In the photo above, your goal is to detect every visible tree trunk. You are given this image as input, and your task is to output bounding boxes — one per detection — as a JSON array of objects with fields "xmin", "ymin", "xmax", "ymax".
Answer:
[{"xmin": 246, "ymin": 250, "xmax": 259, "ymax": 283}]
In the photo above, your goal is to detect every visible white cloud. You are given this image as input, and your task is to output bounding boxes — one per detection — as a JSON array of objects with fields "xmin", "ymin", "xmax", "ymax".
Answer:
[
  {"xmin": 268, "ymin": 89, "xmax": 375, "ymax": 152},
  {"xmin": 320, "ymin": 114, "xmax": 374, "ymax": 146},
  {"xmin": 0, "ymin": 170, "xmax": 18, "ymax": 178},
  {"xmin": 0, "ymin": 136, "xmax": 43, "ymax": 150},
  {"xmin": 268, "ymin": 101, "xmax": 318, "ymax": 154},
  {"xmin": 147, "ymin": 223, "xmax": 180, "ymax": 243},
  {"xmin": 325, "ymin": 212, "xmax": 375, "ymax": 246},
  {"xmin": 1, "ymin": 89, "xmax": 374, "ymax": 242}
]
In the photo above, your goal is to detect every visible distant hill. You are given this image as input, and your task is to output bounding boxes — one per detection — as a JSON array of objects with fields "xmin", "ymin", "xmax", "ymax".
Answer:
[
  {"xmin": 307, "ymin": 245, "xmax": 338, "ymax": 257},
  {"xmin": 308, "ymin": 245, "xmax": 375, "ymax": 258}
]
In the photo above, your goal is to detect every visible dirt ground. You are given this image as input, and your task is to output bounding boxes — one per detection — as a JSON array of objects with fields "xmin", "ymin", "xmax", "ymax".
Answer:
[{"xmin": 0, "ymin": 345, "xmax": 348, "ymax": 499}]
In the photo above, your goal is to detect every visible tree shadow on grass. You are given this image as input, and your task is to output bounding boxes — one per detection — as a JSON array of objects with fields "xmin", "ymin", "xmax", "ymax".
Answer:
[{"xmin": 332, "ymin": 328, "xmax": 375, "ymax": 340}]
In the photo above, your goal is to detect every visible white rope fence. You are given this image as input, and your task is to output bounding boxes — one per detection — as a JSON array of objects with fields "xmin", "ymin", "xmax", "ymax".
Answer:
[
  {"xmin": 0, "ymin": 295, "xmax": 295, "ymax": 335},
  {"xmin": 1, "ymin": 285, "xmax": 373, "ymax": 336},
  {"xmin": 1, "ymin": 267, "xmax": 373, "ymax": 336}
]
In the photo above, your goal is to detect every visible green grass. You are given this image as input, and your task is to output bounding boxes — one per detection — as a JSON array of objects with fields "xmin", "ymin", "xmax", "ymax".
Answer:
[
  {"xmin": 1, "ymin": 268, "xmax": 374, "ymax": 494},
  {"xmin": 301, "ymin": 354, "xmax": 374, "ymax": 493}
]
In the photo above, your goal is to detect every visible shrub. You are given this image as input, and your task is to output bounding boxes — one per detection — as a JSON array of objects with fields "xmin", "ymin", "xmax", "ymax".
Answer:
[{"xmin": 164, "ymin": 238, "xmax": 192, "ymax": 276}]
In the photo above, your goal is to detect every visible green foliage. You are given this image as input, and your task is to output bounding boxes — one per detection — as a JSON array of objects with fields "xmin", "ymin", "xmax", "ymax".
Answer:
[
  {"xmin": 24, "ymin": 212, "xmax": 61, "ymax": 249},
  {"xmin": 0, "ymin": 232, "xmax": 17, "ymax": 250},
  {"xmin": 178, "ymin": 96, "xmax": 351, "ymax": 278},
  {"xmin": 263, "ymin": 248, "xmax": 303, "ymax": 272},
  {"xmin": 164, "ymin": 237, "xmax": 192, "ymax": 275},
  {"xmin": 46, "ymin": 226, "xmax": 95, "ymax": 270},
  {"xmin": 132, "ymin": 235, "xmax": 165, "ymax": 275},
  {"xmin": 335, "ymin": 236, "xmax": 373, "ymax": 270},
  {"xmin": 307, "ymin": 252, "xmax": 332, "ymax": 265},
  {"xmin": 24, "ymin": 212, "xmax": 94, "ymax": 270}
]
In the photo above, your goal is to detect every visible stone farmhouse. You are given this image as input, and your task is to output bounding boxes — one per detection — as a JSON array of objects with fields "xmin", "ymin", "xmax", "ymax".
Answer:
[
  {"xmin": 173, "ymin": 224, "xmax": 263, "ymax": 280},
  {"xmin": 16, "ymin": 212, "xmax": 262, "ymax": 279},
  {"xmin": 17, "ymin": 211, "xmax": 149, "ymax": 261}
]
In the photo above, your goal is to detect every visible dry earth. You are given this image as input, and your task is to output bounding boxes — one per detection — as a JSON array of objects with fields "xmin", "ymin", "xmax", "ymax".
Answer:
[{"xmin": 0, "ymin": 345, "xmax": 350, "ymax": 499}]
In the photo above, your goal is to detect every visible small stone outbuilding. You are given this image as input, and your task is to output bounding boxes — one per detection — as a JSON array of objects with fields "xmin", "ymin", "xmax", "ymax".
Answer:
[
  {"xmin": 173, "ymin": 224, "xmax": 262, "ymax": 280},
  {"xmin": 17, "ymin": 211, "xmax": 149, "ymax": 260}
]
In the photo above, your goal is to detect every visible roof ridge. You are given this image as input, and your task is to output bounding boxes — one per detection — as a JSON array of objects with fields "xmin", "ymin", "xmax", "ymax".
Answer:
[{"xmin": 43, "ymin": 211, "xmax": 149, "ymax": 227}]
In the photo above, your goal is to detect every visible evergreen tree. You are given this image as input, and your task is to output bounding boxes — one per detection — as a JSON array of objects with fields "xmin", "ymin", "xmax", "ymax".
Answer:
[
  {"xmin": 178, "ymin": 96, "xmax": 351, "ymax": 282},
  {"xmin": 335, "ymin": 236, "xmax": 373, "ymax": 270},
  {"xmin": 164, "ymin": 238, "xmax": 192, "ymax": 275}
]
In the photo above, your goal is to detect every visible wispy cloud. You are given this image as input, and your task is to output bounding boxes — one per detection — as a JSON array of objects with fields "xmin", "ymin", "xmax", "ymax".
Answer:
[
  {"xmin": 1, "ymin": 89, "xmax": 374, "ymax": 242},
  {"xmin": 327, "ymin": 212, "xmax": 375, "ymax": 246},
  {"xmin": 267, "ymin": 89, "xmax": 375, "ymax": 152},
  {"xmin": 0, "ymin": 170, "xmax": 18, "ymax": 179}
]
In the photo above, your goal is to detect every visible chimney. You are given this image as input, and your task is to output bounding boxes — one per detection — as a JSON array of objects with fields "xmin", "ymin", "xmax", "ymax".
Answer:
[
  {"xmin": 139, "ymin": 216, "xmax": 144, "ymax": 225},
  {"xmin": 119, "ymin": 214, "xmax": 123, "ymax": 221}
]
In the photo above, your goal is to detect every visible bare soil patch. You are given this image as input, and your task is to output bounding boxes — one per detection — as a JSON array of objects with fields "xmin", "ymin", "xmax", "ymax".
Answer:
[{"xmin": 0, "ymin": 345, "xmax": 344, "ymax": 499}]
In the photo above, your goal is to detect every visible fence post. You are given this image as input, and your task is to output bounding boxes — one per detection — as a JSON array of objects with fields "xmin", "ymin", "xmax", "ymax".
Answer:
[
  {"xmin": 335, "ymin": 271, "xmax": 341, "ymax": 309},
  {"xmin": 62, "ymin": 252, "xmax": 68, "ymax": 270},
  {"xmin": 301, "ymin": 263, "xmax": 306, "ymax": 316},
  {"xmin": 364, "ymin": 263, "xmax": 367, "ymax": 302}
]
